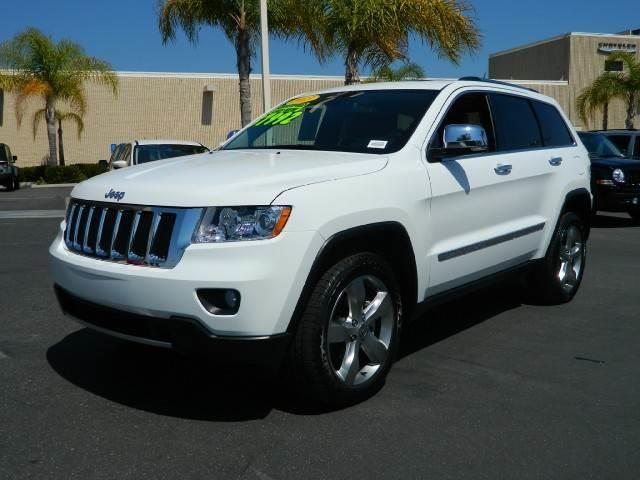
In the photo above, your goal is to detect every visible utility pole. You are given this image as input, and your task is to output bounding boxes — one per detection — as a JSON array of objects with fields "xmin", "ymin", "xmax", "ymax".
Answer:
[{"xmin": 260, "ymin": 0, "xmax": 271, "ymax": 112}]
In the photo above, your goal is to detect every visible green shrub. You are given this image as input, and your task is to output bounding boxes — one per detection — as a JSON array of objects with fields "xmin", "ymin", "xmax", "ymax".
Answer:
[{"xmin": 18, "ymin": 163, "xmax": 107, "ymax": 184}]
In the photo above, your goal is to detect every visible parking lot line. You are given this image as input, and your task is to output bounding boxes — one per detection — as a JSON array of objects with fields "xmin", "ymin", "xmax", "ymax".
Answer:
[{"xmin": 0, "ymin": 210, "xmax": 65, "ymax": 219}]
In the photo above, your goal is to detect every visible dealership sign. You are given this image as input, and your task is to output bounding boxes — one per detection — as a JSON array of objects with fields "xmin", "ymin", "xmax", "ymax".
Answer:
[{"xmin": 598, "ymin": 42, "xmax": 637, "ymax": 54}]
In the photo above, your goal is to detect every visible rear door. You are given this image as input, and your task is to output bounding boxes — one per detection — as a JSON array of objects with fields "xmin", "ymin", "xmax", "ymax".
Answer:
[{"xmin": 425, "ymin": 90, "xmax": 548, "ymax": 295}]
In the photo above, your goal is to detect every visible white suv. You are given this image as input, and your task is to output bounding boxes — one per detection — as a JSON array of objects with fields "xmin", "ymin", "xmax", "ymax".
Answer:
[
  {"xmin": 108, "ymin": 140, "xmax": 209, "ymax": 169},
  {"xmin": 50, "ymin": 79, "xmax": 591, "ymax": 405}
]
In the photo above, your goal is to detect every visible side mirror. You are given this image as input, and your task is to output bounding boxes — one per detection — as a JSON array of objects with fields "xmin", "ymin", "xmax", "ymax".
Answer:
[
  {"xmin": 11, "ymin": 155, "xmax": 17, "ymax": 162},
  {"xmin": 226, "ymin": 130, "xmax": 240, "ymax": 140},
  {"xmin": 98, "ymin": 160, "xmax": 108, "ymax": 168},
  {"xmin": 112, "ymin": 160, "xmax": 128, "ymax": 169},
  {"xmin": 431, "ymin": 124, "xmax": 488, "ymax": 161}
]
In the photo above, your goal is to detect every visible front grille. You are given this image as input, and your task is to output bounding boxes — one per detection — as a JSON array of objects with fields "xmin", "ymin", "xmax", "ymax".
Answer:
[
  {"xmin": 64, "ymin": 199, "xmax": 202, "ymax": 268},
  {"xmin": 627, "ymin": 170, "xmax": 640, "ymax": 186}
]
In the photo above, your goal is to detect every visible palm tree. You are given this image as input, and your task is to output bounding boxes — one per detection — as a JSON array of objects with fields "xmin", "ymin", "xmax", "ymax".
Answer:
[
  {"xmin": 33, "ymin": 109, "xmax": 84, "ymax": 166},
  {"xmin": 577, "ymin": 53, "xmax": 640, "ymax": 130},
  {"xmin": 368, "ymin": 62, "xmax": 426, "ymax": 82},
  {"xmin": 608, "ymin": 52, "xmax": 640, "ymax": 129},
  {"xmin": 159, "ymin": 0, "xmax": 293, "ymax": 128},
  {"xmin": 576, "ymin": 73, "xmax": 624, "ymax": 130},
  {"xmin": 279, "ymin": 0, "xmax": 480, "ymax": 85},
  {"xmin": 0, "ymin": 28, "xmax": 117, "ymax": 166}
]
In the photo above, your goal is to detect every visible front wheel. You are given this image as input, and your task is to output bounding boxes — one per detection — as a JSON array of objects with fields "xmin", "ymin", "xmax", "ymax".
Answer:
[
  {"xmin": 529, "ymin": 212, "xmax": 587, "ymax": 304},
  {"xmin": 5, "ymin": 177, "xmax": 15, "ymax": 192},
  {"xmin": 290, "ymin": 253, "xmax": 402, "ymax": 406}
]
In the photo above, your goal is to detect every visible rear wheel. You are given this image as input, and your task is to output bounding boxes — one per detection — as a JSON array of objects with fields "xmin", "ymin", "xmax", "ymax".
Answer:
[
  {"xmin": 529, "ymin": 212, "xmax": 586, "ymax": 304},
  {"xmin": 5, "ymin": 177, "xmax": 15, "ymax": 192},
  {"xmin": 290, "ymin": 253, "xmax": 402, "ymax": 406},
  {"xmin": 14, "ymin": 176, "xmax": 20, "ymax": 190}
]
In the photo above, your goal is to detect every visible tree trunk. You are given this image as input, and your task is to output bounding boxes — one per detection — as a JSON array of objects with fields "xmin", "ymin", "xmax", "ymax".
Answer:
[
  {"xmin": 236, "ymin": 27, "xmax": 252, "ymax": 127},
  {"xmin": 45, "ymin": 99, "xmax": 58, "ymax": 166},
  {"xmin": 602, "ymin": 102, "xmax": 609, "ymax": 130},
  {"xmin": 344, "ymin": 45, "xmax": 360, "ymax": 85},
  {"xmin": 625, "ymin": 92, "xmax": 637, "ymax": 129},
  {"xmin": 57, "ymin": 119, "xmax": 65, "ymax": 166}
]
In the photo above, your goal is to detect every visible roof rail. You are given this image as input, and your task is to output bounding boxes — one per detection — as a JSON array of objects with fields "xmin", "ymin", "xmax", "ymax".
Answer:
[{"xmin": 458, "ymin": 76, "xmax": 538, "ymax": 93}]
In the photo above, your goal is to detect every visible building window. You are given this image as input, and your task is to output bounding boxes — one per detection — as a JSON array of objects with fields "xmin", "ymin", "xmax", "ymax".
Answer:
[
  {"xmin": 605, "ymin": 60, "xmax": 623, "ymax": 72},
  {"xmin": 201, "ymin": 91, "xmax": 213, "ymax": 126}
]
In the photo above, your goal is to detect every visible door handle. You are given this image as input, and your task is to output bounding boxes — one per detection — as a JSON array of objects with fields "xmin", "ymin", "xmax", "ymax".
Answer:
[
  {"xmin": 494, "ymin": 163, "xmax": 512, "ymax": 175},
  {"xmin": 549, "ymin": 156, "xmax": 563, "ymax": 166}
]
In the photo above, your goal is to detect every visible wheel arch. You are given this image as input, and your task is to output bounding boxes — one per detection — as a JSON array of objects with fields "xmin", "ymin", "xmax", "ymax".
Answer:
[
  {"xmin": 561, "ymin": 188, "xmax": 592, "ymax": 239},
  {"xmin": 286, "ymin": 221, "xmax": 418, "ymax": 334}
]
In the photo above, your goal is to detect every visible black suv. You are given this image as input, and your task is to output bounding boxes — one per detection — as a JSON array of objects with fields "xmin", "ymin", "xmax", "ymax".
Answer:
[
  {"xmin": 578, "ymin": 132, "xmax": 640, "ymax": 221},
  {"xmin": 599, "ymin": 129, "xmax": 640, "ymax": 160}
]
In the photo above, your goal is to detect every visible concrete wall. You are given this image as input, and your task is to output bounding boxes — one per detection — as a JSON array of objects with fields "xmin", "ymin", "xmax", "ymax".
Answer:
[{"xmin": 489, "ymin": 36, "xmax": 570, "ymax": 81}]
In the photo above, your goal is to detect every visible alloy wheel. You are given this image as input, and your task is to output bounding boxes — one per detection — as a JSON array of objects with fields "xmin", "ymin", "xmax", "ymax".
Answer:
[{"xmin": 558, "ymin": 224, "xmax": 584, "ymax": 292}]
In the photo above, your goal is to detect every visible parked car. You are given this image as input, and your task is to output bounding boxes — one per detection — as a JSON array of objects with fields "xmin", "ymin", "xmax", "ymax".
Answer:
[
  {"xmin": 578, "ymin": 132, "xmax": 640, "ymax": 222},
  {"xmin": 0, "ymin": 143, "xmax": 19, "ymax": 191},
  {"xmin": 107, "ymin": 140, "xmax": 209, "ymax": 169},
  {"xmin": 597, "ymin": 129, "xmax": 640, "ymax": 160},
  {"xmin": 51, "ymin": 79, "xmax": 591, "ymax": 406}
]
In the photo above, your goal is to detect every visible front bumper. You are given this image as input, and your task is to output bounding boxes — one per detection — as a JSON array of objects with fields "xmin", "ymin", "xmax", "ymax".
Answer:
[
  {"xmin": 50, "ymin": 222, "xmax": 323, "ymax": 337},
  {"xmin": 54, "ymin": 285, "xmax": 291, "ymax": 368},
  {"xmin": 593, "ymin": 184, "xmax": 640, "ymax": 212}
]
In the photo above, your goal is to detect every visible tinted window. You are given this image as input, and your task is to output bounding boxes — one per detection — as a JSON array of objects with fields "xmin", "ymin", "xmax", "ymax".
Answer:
[
  {"xmin": 119, "ymin": 144, "xmax": 132, "ymax": 163},
  {"xmin": 0, "ymin": 144, "xmax": 8, "ymax": 162},
  {"xmin": 633, "ymin": 136, "xmax": 640, "ymax": 159},
  {"xmin": 531, "ymin": 101, "xmax": 573, "ymax": 147},
  {"xmin": 431, "ymin": 92, "xmax": 496, "ymax": 151},
  {"xmin": 224, "ymin": 90, "xmax": 438, "ymax": 154},
  {"xmin": 135, "ymin": 144, "xmax": 208, "ymax": 164},
  {"xmin": 578, "ymin": 133, "xmax": 624, "ymax": 158},
  {"xmin": 606, "ymin": 135, "xmax": 631, "ymax": 156},
  {"xmin": 490, "ymin": 94, "xmax": 542, "ymax": 151}
]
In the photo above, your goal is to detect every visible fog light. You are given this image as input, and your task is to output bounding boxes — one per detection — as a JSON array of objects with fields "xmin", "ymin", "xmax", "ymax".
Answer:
[{"xmin": 197, "ymin": 289, "xmax": 241, "ymax": 315}]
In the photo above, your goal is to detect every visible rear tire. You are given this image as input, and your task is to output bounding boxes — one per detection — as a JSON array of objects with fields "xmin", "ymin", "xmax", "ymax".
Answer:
[
  {"xmin": 289, "ymin": 252, "xmax": 402, "ymax": 407},
  {"xmin": 5, "ymin": 177, "xmax": 15, "ymax": 192},
  {"xmin": 529, "ymin": 212, "xmax": 586, "ymax": 304},
  {"xmin": 14, "ymin": 177, "xmax": 20, "ymax": 190}
]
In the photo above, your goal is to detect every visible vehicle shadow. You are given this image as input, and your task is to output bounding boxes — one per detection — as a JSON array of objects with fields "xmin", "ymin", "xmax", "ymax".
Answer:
[
  {"xmin": 47, "ymin": 283, "xmax": 522, "ymax": 421},
  {"xmin": 591, "ymin": 213, "xmax": 638, "ymax": 229}
]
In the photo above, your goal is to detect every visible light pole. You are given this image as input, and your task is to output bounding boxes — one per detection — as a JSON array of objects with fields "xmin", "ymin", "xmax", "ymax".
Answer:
[{"xmin": 259, "ymin": 0, "xmax": 271, "ymax": 112}]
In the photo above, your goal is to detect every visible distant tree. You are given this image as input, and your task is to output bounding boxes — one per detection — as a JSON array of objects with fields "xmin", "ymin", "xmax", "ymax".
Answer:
[
  {"xmin": 159, "ymin": 0, "xmax": 294, "ymax": 127},
  {"xmin": 279, "ymin": 0, "xmax": 480, "ymax": 85},
  {"xmin": 578, "ymin": 53, "xmax": 640, "ymax": 130},
  {"xmin": 0, "ymin": 28, "xmax": 117, "ymax": 165},
  {"xmin": 33, "ymin": 109, "xmax": 84, "ymax": 166},
  {"xmin": 368, "ymin": 62, "xmax": 426, "ymax": 82}
]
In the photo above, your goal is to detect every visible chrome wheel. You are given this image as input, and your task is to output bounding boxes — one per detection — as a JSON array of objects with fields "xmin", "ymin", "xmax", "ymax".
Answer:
[
  {"xmin": 326, "ymin": 275, "xmax": 395, "ymax": 386},
  {"xmin": 558, "ymin": 224, "xmax": 583, "ymax": 292}
]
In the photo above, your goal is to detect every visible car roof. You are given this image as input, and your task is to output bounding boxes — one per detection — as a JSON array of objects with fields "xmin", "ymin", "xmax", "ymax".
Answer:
[
  {"xmin": 133, "ymin": 139, "xmax": 204, "ymax": 146},
  {"xmin": 593, "ymin": 130, "xmax": 639, "ymax": 134}
]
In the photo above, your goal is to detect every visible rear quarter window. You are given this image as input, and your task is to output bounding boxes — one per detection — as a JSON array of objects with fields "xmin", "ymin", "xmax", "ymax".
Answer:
[
  {"xmin": 489, "ymin": 94, "xmax": 542, "ymax": 151},
  {"xmin": 531, "ymin": 101, "xmax": 574, "ymax": 147}
]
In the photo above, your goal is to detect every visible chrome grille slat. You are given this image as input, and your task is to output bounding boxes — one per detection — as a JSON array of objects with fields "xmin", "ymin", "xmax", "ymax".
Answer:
[
  {"xmin": 63, "ymin": 200, "xmax": 200, "ymax": 269},
  {"xmin": 95, "ymin": 208, "xmax": 108, "ymax": 257},
  {"xmin": 82, "ymin": 207, "xmax": 95, "ymax": 253},
  {"xmin": 109, "ymin": 210, "xmax": 123, "ymax": 259}
]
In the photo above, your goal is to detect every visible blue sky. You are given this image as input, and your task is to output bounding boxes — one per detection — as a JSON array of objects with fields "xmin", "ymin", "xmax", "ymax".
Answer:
[{"xmin": 3, "ymin": 0, "xmax": 637, "ymax": 78}]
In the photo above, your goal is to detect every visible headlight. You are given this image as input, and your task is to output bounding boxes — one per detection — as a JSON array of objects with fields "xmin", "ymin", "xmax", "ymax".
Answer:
[
  {"xmin": 612, "ymin": 168, "xmax": 626, "ymax": 183},
  {"xmin": 194, "ymin": 206, "xmax": 291, "ymax": 243}
]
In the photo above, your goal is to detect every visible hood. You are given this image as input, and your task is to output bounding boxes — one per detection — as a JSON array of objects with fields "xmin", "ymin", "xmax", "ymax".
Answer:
[
  {"xmin": 590, "ymin": 156, "xmax": 640, "ymax": 168},
  {"xmin": 72, "ymin": 149, "xmax": 388, "ymax": 207}
]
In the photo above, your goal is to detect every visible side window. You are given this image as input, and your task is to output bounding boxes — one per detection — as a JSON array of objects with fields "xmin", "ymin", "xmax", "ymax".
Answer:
[
  {"xmin": 607, "ymin": 135, "xmax": 630, "ymax": 156},
  {"xmin": 489, "ymin": 93, "xmax": 542, "ymax": 151},
  {"xmin": 531, "ymin": 101, "xmax": 574, "ymax": 147},
  {"xmin": 120, "ymin": 144, "xmax": 132, "ymax": 164},
  {"xmin": 0, "ymin": 144, "xmax": 7, "ymax": 162},
  {"xmin": 633, "ymin": 137, "xmax": 640, "ymax": 159},
  {"xmin": 431, "ymin": 92, "xmax": 496, "ymax": 151}
]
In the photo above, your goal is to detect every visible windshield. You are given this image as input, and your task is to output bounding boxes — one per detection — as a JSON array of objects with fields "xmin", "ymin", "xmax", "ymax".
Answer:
[
  {"xmin": 223, "ymin": 89, "xmax": 439, "ymax": 154},
  {"xmin": 578, "ymin": 133, "xmax": 625, "ymax": 158},
  {"xmin": 135, "ymin": 144, "xmax": 208, "ymax": 164}
]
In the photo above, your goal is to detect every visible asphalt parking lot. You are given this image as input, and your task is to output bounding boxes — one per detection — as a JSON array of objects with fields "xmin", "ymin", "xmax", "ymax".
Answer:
[{"xmin": 1, "ymin": 186, "xmax": 639, "ymax": 479}]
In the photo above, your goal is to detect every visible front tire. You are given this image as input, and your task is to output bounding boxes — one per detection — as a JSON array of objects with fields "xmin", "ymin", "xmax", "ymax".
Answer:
[
  {"xmin": 5, "ymin": 177, "xmax": 15, "ymax": 192},
  {"xmin": 290, "ymin": 253, "xmax": 402, "ymax": 406},
  {"xmin": 529, "ymin": 212, "xmax": 587, "ymax": 304}
]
